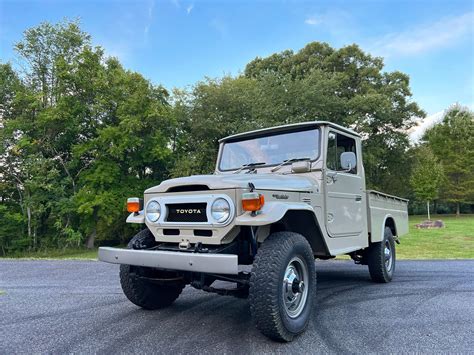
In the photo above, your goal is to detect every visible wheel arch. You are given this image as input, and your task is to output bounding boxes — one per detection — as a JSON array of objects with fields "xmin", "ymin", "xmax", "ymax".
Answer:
[
  {"xmin": 383, "ymin": 215, "xmax": 397, "ymax": 237},
  {"xmin": 234, "ymin": 202, "xmax": 330, "ymax": 258},
  {"xmin": 269, "ymin": 210, "xmax": 330, "ymax": 258}
]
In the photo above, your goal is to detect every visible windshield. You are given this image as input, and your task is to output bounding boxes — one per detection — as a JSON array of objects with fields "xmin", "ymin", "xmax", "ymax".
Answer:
[{"xmin": 219, "ymin": 128, "xmax": 320, "ymax": 171}]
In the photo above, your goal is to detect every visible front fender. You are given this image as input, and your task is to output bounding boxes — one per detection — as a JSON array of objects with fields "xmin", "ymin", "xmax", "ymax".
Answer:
[{"xmin": 234, "ymin": 201, "xmax": 315, "ymax": 226}]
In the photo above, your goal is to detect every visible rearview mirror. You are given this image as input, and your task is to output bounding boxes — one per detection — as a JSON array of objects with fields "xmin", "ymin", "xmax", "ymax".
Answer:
[{"xmin": 340, "ymin": 152, "xmax": 356, "ymax": 171}]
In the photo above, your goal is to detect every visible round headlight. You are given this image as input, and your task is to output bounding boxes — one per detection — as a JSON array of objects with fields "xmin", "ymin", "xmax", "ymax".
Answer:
[
  {"xmin": 211, "ymin": 198, "xmax": 231, "ymax": 223},
  {"xmin": 146, "ymin": 200, "xmax": 161, "ymax": 222}
]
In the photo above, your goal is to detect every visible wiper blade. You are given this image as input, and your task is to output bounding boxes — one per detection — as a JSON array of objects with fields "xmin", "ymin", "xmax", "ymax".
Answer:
[
  {"xmin": 234, "ymin": 162, "xmax": 266, "ymax": 174},
  {"xmin": 271, "ymin": 157, "xmax": 311, "ymax": 172}
]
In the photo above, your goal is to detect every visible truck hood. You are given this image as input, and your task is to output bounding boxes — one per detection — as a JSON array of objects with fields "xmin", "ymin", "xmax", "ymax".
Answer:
[{"xmin": 145, "ymin": 173, "xmax": 316, "ymax": 193}]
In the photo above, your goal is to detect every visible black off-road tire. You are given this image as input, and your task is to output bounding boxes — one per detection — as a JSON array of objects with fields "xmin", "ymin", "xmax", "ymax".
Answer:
[
  {"xmin": 367, "ymin": 227, "xmax": 396, "ymax": 283},
  {"xmin": 119, "ymin": 229, "xmax": 185, "ymax": 310},
  {"xmin": 249, "ymin": 232, "xmax": 316, "ymax": 342}
]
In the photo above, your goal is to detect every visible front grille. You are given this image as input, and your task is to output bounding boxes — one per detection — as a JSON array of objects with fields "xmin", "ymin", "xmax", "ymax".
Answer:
[{"xmin": 166, "ymin": 203, "xmax": 208, "ymax": 222}]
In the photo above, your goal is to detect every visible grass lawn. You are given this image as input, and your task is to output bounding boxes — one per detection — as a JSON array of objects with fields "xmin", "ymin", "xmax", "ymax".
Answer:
[
  {"xmin": 396, "ymin": 214, "xmax": 474, "ymax": 259},
  {"xmin": 2, "ymin": 214, "xmax": 473, "ymax": 260},
  {"xmin": 1, "ymin": 248, "xmax": 98, "ymax": 260}
]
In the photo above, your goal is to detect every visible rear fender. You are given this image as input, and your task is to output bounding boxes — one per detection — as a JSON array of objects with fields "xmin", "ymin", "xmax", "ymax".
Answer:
[{"xmin": 371, "ymin": 214, "xmax": 397, "ymax": 243}]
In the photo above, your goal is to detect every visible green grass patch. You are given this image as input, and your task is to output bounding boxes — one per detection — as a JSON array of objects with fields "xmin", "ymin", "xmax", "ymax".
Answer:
[
  {"xmin": 336, "ymin": 214, "xmax": 474, "ymax": 260},
  {"xmin": 397, "ymin": 214, "xmax": 474, "ymax": 259},
  {"xmin": 1, "ymin": 248, "xmax": 98, "ymax": 260},
  {"xmin": 2, "ymin": 215, "xmax": 473, "ymax": 260}
]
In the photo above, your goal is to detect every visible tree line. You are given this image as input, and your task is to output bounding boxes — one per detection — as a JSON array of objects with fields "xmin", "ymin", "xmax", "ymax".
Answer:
[{"xmin": 1, "ymin": 20, "xmax": 473, "ymax": 254}]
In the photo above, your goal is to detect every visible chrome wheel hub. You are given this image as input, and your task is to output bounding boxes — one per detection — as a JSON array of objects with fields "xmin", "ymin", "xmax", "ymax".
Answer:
[
  {"xmin": 384, "ymin": 241, "xmax": 393, "ymax": 271},
  {"xmin": 282, "ymin": 256, "xmax": 309, "ymax": 318}
]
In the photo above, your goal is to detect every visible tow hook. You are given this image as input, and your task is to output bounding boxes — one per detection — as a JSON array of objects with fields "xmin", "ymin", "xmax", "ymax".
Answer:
[{"xmin": 179, "ymin": 241, "xmax": 191, "ymax": 250}]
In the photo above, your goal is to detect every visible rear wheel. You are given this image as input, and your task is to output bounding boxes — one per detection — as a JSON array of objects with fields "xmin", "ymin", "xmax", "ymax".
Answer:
[
  {"xmin": 367, "ymin": 227, "xmax": 396, "ymax": 283},
  {"xmin": 119, "ymin": 229, "xmax": 185, "ymax": 310},
  {"xmin": 249, "ymin": 231, "xmax": 316, "ymax": 342}
]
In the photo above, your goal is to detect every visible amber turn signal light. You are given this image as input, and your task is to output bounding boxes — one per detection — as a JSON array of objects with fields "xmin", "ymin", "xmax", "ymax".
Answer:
[
  {"xmin": 127, "ymin": 197, "xmax": 143, "ymax": 213},
  {"xmin": 242, "ymin": 192, "xmax": 265, "ymax": 212}
]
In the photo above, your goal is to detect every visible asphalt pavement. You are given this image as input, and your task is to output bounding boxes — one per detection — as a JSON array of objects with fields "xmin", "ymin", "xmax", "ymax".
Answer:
[{"xmin": 0, "ymin": 259, "xmax": 473, "ymax": 354}]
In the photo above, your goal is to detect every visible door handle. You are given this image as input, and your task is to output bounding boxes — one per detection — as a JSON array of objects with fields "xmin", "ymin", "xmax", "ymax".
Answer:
[{"xmin": 355, "ymin": 195, "xmax": 362, "ymax": 202}]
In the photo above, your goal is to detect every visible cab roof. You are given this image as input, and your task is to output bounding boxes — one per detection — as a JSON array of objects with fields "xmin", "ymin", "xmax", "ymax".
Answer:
[{"xmin": 219, "ymin": 121, "xmax": 360, "ymax": 143}]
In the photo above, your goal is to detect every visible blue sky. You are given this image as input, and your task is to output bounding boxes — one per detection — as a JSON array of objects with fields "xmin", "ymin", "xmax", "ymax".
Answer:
[{"xmin": 1, "ymin": 0, "xmax": 473, "ymax": 130}]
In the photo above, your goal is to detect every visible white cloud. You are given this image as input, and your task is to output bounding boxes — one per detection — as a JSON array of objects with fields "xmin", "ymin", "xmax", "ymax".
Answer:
[
  {"xmin": 303, "ymin": 10, "xmax": 357, "ymax": 39},
  {"xmin": 409, "ymin": 110, "xmax": 444, "ymax": 142},
  {"xmin": 304, "ymin": 17, "xmax": 320, "ymax": 26},
  {"xmin": 144, "ymin": 0, "xmax": 155, "ymax": 36},
  {"xmin": 186, "ymin": 4, "xmax": 193, "ymax": 14},
  {"xmin": 371, "ymin": 11, "xmax": 474, "ymax": 57},
  {"xmin": 410, "ymin": 103, "xmax": 474, "ymax": 142}
]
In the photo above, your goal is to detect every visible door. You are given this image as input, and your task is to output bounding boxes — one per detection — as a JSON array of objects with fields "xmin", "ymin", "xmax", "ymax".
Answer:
[{"xmin": 324, "ymin": 131, "xmax": 364, "ymax": 237}]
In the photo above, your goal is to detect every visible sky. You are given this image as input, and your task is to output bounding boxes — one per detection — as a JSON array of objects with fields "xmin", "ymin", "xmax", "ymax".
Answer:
[{"xmin": 1, "ymin": 0, "xmax": 473, "ymax": 138}]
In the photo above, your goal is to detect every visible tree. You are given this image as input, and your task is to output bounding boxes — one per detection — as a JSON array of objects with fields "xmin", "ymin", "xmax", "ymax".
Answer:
[
  {"xmin": 74, "ymin": 58, "xmax": 172, "ymax": 248},
  {"xmin": 0, "ymin": 63, "xmax": 35, "ymax": 249},
  {"xmin": 410, "ymin": 146, "xmax": 444, "ymax": 219},
  {"xmin": 14, "ymin": 20, "xmax": 90, "ymax": 109},
  {"xmin": 175, "ymin": 43, "xmax": 425, "ymax": 196},
  {"xmin": 1, "ymin": 20, "xmax": 173, "ymax": 252},
  {"xmin": 0, "ymin": 22, "xmax": 429, "ymax": 254},
  {"xmin": 423, "ymin": 105, "xmax": 474, "ymax": 216},
  {"xmin": 1, "ymin": 21, "xmax": 96, "ymax": 250}
]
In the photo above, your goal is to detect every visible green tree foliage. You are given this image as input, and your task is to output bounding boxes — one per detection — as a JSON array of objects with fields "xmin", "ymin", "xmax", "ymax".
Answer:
[
  {"xmin": 410, "ymin": 146, "xmax": 444, "ymax": 219},
  {"xmin": 0, "ymin": 20, "xmax": 172, "ymax": 253},
  {"xmin": 3, "ymin": 20, "xmax": 463, "ymax": 255},
  {"xmin": 423, "ymin": 105, "xmax": 474, "ymax": 216},
  {"xmin": 173, "ymin": 43, "xmax": 425, "ymax": 196}
]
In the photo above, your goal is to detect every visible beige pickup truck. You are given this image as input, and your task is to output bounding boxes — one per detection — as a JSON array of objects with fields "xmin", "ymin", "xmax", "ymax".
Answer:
[{"xmin": 99, "ymin": 121, "xmax": 408, "ymax": 341}]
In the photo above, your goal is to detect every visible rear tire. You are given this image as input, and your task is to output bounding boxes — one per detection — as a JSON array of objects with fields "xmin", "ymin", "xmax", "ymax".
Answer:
[
  {"xmin": 119, "ymin": 229, "xmax": 185, "ymax": 310},
  {"xmin": 249, "ymin": 232, "xmax": 316, "ymax": 342},
  {"xmin": 367, "ymin": 227, "xmax": 396, "ymax": 283}
]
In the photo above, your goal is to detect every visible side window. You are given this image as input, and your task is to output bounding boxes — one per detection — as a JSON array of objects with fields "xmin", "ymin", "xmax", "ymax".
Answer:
[{"xmin": 326, "ymin": 131, "xmax": 357, "ymax": 174}]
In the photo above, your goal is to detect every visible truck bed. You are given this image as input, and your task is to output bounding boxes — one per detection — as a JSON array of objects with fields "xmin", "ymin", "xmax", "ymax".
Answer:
[{"xmin": 366, "ymin": 190, "xmax": 409, "ymax": 241}]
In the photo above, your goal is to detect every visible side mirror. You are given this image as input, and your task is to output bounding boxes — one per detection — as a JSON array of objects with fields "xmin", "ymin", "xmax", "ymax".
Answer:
[{"xmin": 340, "ymin": 152, "xmax": 356, "ymax": 171}]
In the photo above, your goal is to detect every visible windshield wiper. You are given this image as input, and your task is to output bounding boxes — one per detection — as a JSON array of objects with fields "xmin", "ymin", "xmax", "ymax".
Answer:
[
  {"xmin": 233, "ymin": 162, "xmax": 266, "ymax": 174},
  {"xmin": 271, "ymin": 157, "xmax": 311, "ymax": 172}
]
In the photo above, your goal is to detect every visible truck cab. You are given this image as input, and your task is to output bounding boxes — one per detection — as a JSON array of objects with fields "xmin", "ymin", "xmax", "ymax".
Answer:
[{"xmin": 99, "ymin": 121, "xmax": 409, "ymax": 342}]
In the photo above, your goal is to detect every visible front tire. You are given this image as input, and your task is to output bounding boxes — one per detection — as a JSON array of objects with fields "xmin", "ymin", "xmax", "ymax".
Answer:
[
  {"xmin": 119, "ymin": 229, "xmax": 185, "ymax": 310},
  {"xmin": 367, "ymin": 227, "xmax": 396, "ymax": 283},
  {"xmin": 249, "ymin": 232, "xmax": 316, "ymax": 342}
]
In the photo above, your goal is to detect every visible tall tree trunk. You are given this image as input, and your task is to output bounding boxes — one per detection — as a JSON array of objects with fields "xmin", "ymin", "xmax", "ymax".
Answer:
[
  {"xmin": 85, "ymin": 208, "xmax": 98, "ymax": 249},
  {"xmin": 427, "ymin": 201, "xmax": 430, "ymax": 220},
  {"xmin": 86, "ymin": 227, "xmax": 96, "ymax": 249},
  {"xmin": 456, "ymin": 202, "xmax": 460, "ymax": 217},
  {"xmin": 27, "ymin": 206, "xmax": 32, "ymax": 240}
]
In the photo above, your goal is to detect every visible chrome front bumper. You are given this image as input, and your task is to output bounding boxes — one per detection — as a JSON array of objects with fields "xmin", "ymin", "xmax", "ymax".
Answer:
[{"xmin": 98, "ymin": 247, "xmax": 239, "ymax": 275}]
